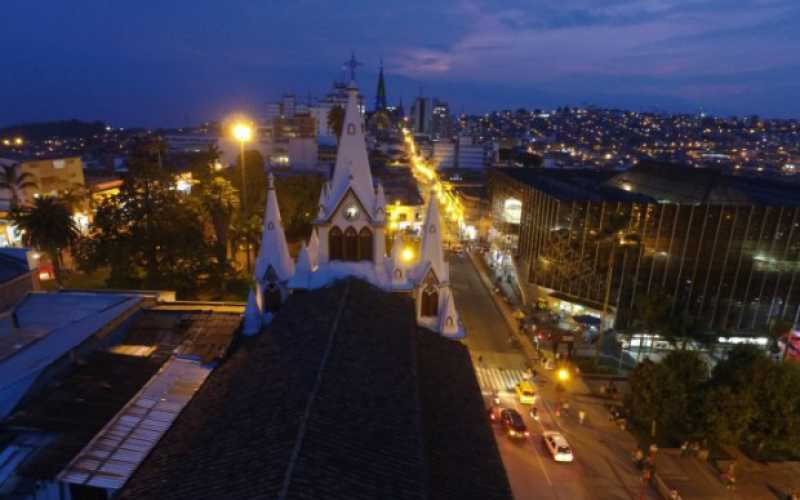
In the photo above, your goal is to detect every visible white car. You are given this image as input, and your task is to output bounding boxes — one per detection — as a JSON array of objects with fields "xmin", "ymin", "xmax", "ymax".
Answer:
[{"xmin": 542, "ymin": 431, "xmax": 574, "ymax": 463}]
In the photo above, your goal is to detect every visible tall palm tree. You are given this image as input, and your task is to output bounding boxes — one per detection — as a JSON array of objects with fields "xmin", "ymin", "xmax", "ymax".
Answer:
[
  {"xmin": 11, "ymin": 197, "xmax": 79, "ymax": 285},
  {"xmin": 0, "ymin": 164, "xmax": 38, "ymax": 209}
]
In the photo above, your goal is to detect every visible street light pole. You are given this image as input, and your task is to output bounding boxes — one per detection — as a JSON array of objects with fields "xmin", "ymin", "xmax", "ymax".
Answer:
[
  {"xmin": 232, "ymin": 121, "xmax": 254, "ymax": 273},
  {"xmin": 240, "ymin": 139, "xmax": 249, "ymax": 272}
]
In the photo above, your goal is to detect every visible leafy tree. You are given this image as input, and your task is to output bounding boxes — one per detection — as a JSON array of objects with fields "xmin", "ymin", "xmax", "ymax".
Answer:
[
  {"xmin": 194, "ymin": 176, "xmax": 238, "ymax": 280},
  {"xmin": 229, "ymin": 211, "xmax": 262, "ymax": 273},
  {"xmin": 11, "ymin": 197, "xmax": 79, "ymax": 285},
  {"xmin": 703, "ymin": 385, "xmax": 756, "ymax": 446},
  {"xmin": 78, "ymin": 141, "xmax": 212, "ymax": 295},
  {"xmin": 0, "ymin": 164, "xmax": 37, "ymax": 209},
  {"xmin": 327, "ymin": 104, "xmax": 345, "ymax": 139},
  {"xmin": 227, "ymin": 149, "xmax": 266, "ymax": 218},
  {"xmin": 626, "ymin": 350, "xmax": 708, "ymax": 442},
  {"xmin": 274, "ymin": 174, "xmax": 324, "ymax": 241}
]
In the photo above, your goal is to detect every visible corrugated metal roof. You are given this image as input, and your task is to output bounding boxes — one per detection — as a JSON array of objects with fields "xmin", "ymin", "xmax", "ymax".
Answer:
[{"xmin": 57, "ymin": 358, "xmax": 211, "ymax": 490}]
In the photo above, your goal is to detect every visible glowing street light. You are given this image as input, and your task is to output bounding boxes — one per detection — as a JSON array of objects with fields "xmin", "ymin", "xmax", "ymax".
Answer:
[
  {"xmin": 401, "ymin": 246, "xmax": 415, "ymax": 263},
  {"xmin": 231, "ymin": 119, "xmax": 254, "ymax": 271},
  {"xmin": 557, "ymin": 368, "xmax": 570, "ymax": 382},
  {"xmin": 232, "ymin": 122, "xmax": 253, "ymax": 143}
]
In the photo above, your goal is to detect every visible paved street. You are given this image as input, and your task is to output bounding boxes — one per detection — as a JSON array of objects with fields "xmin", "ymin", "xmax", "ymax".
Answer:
[{"xmin": 450, "ymin": 253, "xmax": 655, "ymax": 500}]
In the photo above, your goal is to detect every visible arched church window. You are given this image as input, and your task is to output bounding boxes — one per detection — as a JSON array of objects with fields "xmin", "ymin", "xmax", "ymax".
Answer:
[
  {"xmin": 358, "ymin": 227, "xmax": 373, "ymax": 261},
  {"xmin": 264, "ymin": 283, "xmax": 282, "ymax": 313},
  {"xmin": 347, "ymin": 123, "xmax": 356, "ymax": 136},
  {"xmin": 421, "ymin": 285, "xmax": 439, "ymax": 318},
  {"xmin": 267, "ymin": 222, "xmax": 275, "ymax": 231},
  {"xmin": 329, "ymin": 226, "xmax": 343, "ymax": 261},
  {"xmin": 344, "ymin": 227, "xmax": 358, "ymax": 261},
  {"xmin": 445, "ymin": 316, "xmax": 454, "ymax": 328},
  {"xmin": 394, "ymin": 269, "xmax": 402, "ymax": 279}
]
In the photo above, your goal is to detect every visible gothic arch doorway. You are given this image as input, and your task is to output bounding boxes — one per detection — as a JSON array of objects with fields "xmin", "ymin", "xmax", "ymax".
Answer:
[
  {"xmin": 421, "ymin": 285, "xmax": 439, "ymax": 317},
  {"xmin": 329, "ymin": 226, "xmax": 343, "ymax": 261},
  {"xmin": 264, "ymin": 283, "xmax": 282, "ymax": 313},
  {"xmin": 344, "ymin": 227, "xmax": 358, "ymax": 261},
  {"xmin": 358, "ymin": 227, "xmax": 373, "ymax": 261}
]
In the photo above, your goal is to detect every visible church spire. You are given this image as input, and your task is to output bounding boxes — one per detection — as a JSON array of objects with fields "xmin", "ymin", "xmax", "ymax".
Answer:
[
  {"xmin": 375, "ymin": 59, "xmax": 387, "ymax": 111},
  {"xmin": 254, "ymin": 173, "xmax": 294, "ymax": 283},
  {"xmin": 418, "ymin": 194, "xmax": 448, "ymax": 283},
  {"xmin": 324, "ymin": 80, "xmax": 376, "ymax": 218}
]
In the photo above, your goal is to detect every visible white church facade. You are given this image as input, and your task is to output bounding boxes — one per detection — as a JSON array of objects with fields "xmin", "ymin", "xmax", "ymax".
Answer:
[{"xmin": 244, "ymin": 80, "xmax": 463, "ymax": 340}]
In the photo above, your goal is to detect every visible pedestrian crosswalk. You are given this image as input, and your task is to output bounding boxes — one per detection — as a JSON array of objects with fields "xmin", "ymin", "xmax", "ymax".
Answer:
[{"xmin": 474, "ymin": 366, "xmax": 529, "ymax": 394}]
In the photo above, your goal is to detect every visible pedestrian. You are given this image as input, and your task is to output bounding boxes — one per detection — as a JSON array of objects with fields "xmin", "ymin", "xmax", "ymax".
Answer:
[
  {"xmin": 633, "ymin": 448, "xmax": 644, "ymax": 468},
  {"xmin": 477, "ymin": 355, "xmax": 483, "ymax": 366},
  {"xmin": 669, "ymin": 489, "xmax": 682, "ymax": 500},
  {"xmin": 680, "ymin": 441, "xmax": 689, "ymax": 457},
  {"xmin": 579, "ymin": 409, "xmax": 586, "ymax": 425},
  {"xmin": 689, "ymin": 441, "xmax": 700, "ymax": 456}
]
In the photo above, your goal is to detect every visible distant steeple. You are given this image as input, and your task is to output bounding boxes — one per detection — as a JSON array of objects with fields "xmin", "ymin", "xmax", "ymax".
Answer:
[
  {"xmin": 375, "ymin": 59, "xmax": 388, "ymax": 111},
  {"xmin": 254, "ymin": 173, "xmax": 294, "ymax": 283},
  {"xmin": 418, "ymin": 194, "xmax": 448, "ymax": 283},
  {"xmin": 344, "ymin": 51, "xmax": 362, "ymax": 84},
  {"xmin": 396, "ymin": 97, "xmax": 405, "ymax": 119}
]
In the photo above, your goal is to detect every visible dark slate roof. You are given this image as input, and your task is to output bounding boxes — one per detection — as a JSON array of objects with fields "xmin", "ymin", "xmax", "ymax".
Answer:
[
  {"xmin": 120, "ymin": 280, "xmax": 511, "ymax": 500},
  {"xmin": 416, "ymin": 329, "xmax": 513, "ymax": 500},
  {"xmin": 494, "ymin": 168, "xmax": 654, "ymax": 203}
]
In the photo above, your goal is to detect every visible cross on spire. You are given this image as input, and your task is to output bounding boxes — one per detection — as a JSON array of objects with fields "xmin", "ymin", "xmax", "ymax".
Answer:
[{"xmin": 344, "ymin": 51, "xmax": 362, "ymax": 83}]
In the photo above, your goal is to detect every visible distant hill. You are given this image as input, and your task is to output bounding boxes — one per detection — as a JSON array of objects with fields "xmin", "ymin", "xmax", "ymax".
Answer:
[{"xmin": 0, "ymin": 120, "xmax": 107, "ymax": 141}]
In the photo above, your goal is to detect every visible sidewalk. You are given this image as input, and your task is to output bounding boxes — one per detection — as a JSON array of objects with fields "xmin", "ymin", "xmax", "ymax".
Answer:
[{"xmin": 652, "ymin": 450, "xmax": 730, "ymax": 500}]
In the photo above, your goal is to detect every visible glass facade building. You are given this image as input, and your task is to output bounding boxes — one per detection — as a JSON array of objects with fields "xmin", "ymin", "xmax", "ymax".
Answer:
[{"xmin": 489, "ymin": 164, "xmax": 800, "ymax": 333}]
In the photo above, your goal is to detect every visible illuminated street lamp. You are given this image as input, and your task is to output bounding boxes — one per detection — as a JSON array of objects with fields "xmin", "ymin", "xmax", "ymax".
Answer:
[
  {"xmin": 557, "ymin": 368, "xmax": 570, "ymax": 382},
  {"xmin": 232, "ymin": 120, "xmax": 254, "ymax": 270},
  {"xmin": 401, "ymin": 246, "xmax": 415, "ymax": 264}
]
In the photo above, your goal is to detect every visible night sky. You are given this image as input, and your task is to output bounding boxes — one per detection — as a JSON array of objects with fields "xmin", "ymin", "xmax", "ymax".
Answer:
[{"xmin": 2, "ymin": 0, "xmax": 799, "ymax": 127}]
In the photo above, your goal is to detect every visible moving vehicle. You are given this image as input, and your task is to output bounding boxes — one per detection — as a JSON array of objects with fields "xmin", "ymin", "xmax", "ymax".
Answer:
[
  {"xmin": 543, "ymin": 431, "xmax": 574, "ymax": 462},
  {"xmin": 487, "ymin": 405, "xmax": 504, "ymax": 423},
  {"xmin": 515, "ymin": 380, "xmax": 537, "ymax": 405},
  {"xmin": 500, "ymin": 409, "xmax": 530, "ymax": 439}
]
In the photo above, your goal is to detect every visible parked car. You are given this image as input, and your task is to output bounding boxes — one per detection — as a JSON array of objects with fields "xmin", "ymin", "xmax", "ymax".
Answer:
[
  {"xmin": 543, "ymin": 431, "xmax": 574, "ymax": 462},
  {"xmin": 500, "ymin": 409, "xmax": 530, "ymax": 439}
]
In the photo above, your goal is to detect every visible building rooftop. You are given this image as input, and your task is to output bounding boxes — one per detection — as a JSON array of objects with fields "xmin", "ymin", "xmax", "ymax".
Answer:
[
  {"xmin": 0, "ymin": 308, "xmax": 240, "ymax": 489},
  {"xmin": 495, "ymin": 163, "xmax": 800, "ymax": 207},
  {"xmin": 120, "ymin": 279, "xmax": 511, "ymax": 500},
  {"xmin": 495, "ymin": 167, "xmax": 653, "ymax": 203},
  {"xmin": 609, "ymin": 161, "xmax": 800, "ymax": 206}
]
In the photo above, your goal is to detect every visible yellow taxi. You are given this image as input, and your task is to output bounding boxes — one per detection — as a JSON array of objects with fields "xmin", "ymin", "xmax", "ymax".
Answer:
[{"xmin": 515, "ymin": 380, "xmax": 537, "ymax": 405}]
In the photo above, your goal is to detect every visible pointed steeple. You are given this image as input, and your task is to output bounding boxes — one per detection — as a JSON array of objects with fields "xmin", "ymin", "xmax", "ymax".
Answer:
[
  {"xmin": 375, "ymin": 59, "xmax": 388, "ymax": 111},
  {"xmin": 288, "ymin": 243, "xmax": 313, "ymax": 290},
  {"xmin": 438, "ymin": 288, "xmax": 463, "ymax": 338},
  {"xmin": 374, "ymin": 183, "xmax": 386, "ymax": 222},
  {"xmin": 307, "ymin": 228, "xmax": 320, "ymax": 268},
  {"xmin": 390, "ymin": 236, "xmax": 407, "ymax": 286},
  {"xmin": 325, "ymin": 81, "xmax": 375, "ymax": 217},
  {"xmin": 317, "ymin": 181, "xmax": 330, "ymax": 219},
  {"xmin": 243, "ymin": 290, "xmax": 262, "ymax": 336},
  {"xmin": 255, "ymin": 173, "xmax": 294, "ymax": 283},
  {"xmin": 418, "ymin": 194, "xmax": 447, "ymax": 282}
]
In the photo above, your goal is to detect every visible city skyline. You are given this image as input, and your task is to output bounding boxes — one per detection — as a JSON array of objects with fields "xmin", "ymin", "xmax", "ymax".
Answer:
[{"xmin": 2, "ymin": 0, "xmax": 800, "ymax": 128}]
